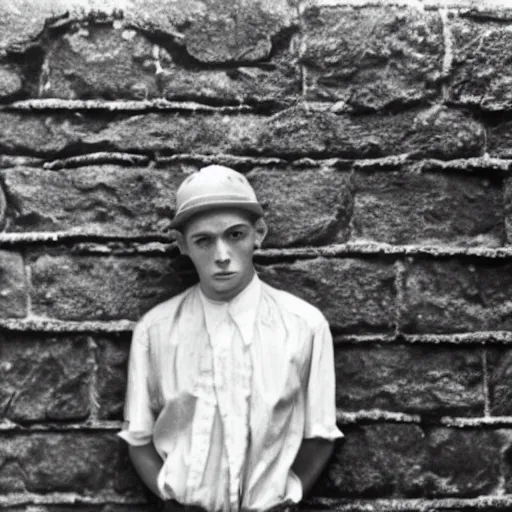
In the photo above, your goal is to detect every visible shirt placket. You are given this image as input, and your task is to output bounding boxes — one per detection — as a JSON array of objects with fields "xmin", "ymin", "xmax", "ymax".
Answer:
[{"xmin": 212, "ymin": 317, "xmax": 251, "ymax": 512}]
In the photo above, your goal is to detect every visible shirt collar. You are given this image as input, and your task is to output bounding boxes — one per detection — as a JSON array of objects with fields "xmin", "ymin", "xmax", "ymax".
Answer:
[{"xmin": 198, "ymin": 273, "xmax": 261, "ymax": 346}]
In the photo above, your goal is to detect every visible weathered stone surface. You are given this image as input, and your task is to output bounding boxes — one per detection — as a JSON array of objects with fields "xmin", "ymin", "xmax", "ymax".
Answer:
[
  {"xmin": 1, "ymin": 166, "xmax": 179, "ymax": 236},
  {"xmin": 0, "ymin": 250, "xmax": 26, "ymax": 318},
  {"xmin": 127, "ymin": 0, "xmax": 297, "ymax": 64},
  {"xmin": 319, "ymin": 425, "xmax": 503, "ymax": 498},
  {"xmin": 81, "ymin": 112, "xmax": 254, "ymax": 155},
  {"xmin": 502, "ymin": 178, "xmax": 512, "ymax": 245},
  {"xmin": 318, "ymin": 424, "xmax": 428, "ymax": 497},
  {"xmin": 0, "ymin": 1, "xmax": 62, "ymax": 50},
  {"xmin": 398, "ymin": 106, "xmax": 485, "ymax": 160},
  {"xmin": 0, "ymin": 112, "xmax": 89, "ymax": 156},
  {"xmin": 0, "ymin": 179, "xmax": 5, "ymax": 227},
  {"xmin": 260, "ymin": 258, "xmax": 396, "ymax": 332},
  {"xmin": 424, "ymin": 428, "xmax": 503, "ymax": 497},
  {"xmin": 502, "ymin": 430, "xmax": 512, "ymax": 494},
  {"xmin": 301, "ymin": 7, "xmax": 443, "ymax": 110},
  {"xmin": 249, "ymin": 166, "xmax": 353, "ymax": 246},
  {"xmin": 0, "ymin": 432, "xmax": 144, "ymax": 498},
  {"xmin": 0, "ymin": 66, "xmax": 23, "ymax": 99},
  {"xmin": 145, "ymin": 1, "xmax": 301, "ymax": 104},
  {"xmin": 0, "ymin": 334, "xmax": 90, "ymax": 422},
  {"xmin": 29, "ymin": 253, "xmax": 186, "ymax": 320},
  {"xmin": 3, "ymin": 1, "xmax": 300, "ymax": 103},
  {"xmin": 0, "ymin": 0, "xmax": 128, "ymax": 51},
  {"xmin": 96, "ymin": 335, "xmax": 130, "ymax": 420},
  {"xmin": 239, "ymin": 106, "xmax": 484, "ymax": 159},
  {"xmin": 487, "ymin": 348, "xmax": 512, "ymax": 416},
  {"xmin": 488, "ymin": 121, "xmax": 512, "ymax": 158},
  {"xmin": 43, "ymin": 23, "xmax": 159, "ymax": 100},
  {"xmin": 159, "ymin": 62, "xmax": 300, "ymax": 105},
  {"xmin": 352, "ymin": 168, "xmax": 505, "ymax": 246},
  {"xmin": 449, "ymin": 16, "xmax": 512, "ymax": 111},
  {"xmin": 335, "ymin": 344, "xmax": 484, "ymax": 416},
  {"xmin": 0, "ymin": 106, "xmax": 485, "ymax": 159},
  {"xmin": 400, "ymin": 259, "xmax": 512, "ymax": 333}
]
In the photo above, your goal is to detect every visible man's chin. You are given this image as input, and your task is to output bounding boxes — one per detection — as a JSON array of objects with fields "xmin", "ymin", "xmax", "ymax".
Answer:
[{"xmin": 209, "ymin": 279, "xmax": 243, "ymax": 300}]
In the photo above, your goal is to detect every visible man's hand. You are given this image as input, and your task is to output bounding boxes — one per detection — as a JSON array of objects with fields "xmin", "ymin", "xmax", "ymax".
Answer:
[
  {"xmin": 128, "ymin": 442, "xmax": 165, "ymax": 499},
  {"xmin": 292, "ymin": 438, "xmax": 335, "ymax": 498}
]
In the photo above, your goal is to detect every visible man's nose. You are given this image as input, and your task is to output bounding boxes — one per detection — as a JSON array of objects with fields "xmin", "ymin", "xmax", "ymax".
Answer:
[{"xmin": 214, "ymin": 239, "xmax": 230, "ymax": 264}]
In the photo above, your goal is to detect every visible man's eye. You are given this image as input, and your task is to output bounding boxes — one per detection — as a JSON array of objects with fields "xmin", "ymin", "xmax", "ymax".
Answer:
[
  {"xmin": 194, "ymin": 237, "xmax": 211, "ymax": 246},
  {"xmin": 230, "ymin": 231, "xmax": 245, "ymax": 240}
]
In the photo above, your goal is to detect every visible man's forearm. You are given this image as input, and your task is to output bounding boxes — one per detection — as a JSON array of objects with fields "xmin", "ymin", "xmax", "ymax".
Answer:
[
  {"xmin": 128, "ymin": 442, "xmax": 165, "ymax": 498},
  {"xmin": 292, "ymin": 438, "xmax": 334, "ymax": 497}
]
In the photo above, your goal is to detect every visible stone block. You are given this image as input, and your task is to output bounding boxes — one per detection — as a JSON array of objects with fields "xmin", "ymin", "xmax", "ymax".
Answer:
[
  {"xmin": 95, "ymin": 335, "xmax": 130, "ymax": 420},
  {"xmin": 42, "ymin": 23, "xmax": 159, "ymax": 100},
  {"xmin": 398, "ymin": 106, "xmax": 485, "ymax": 160},
  {"xmin": 424, "ymin": 428, "xmax": 503, "ymax": 497},
  {"xmin": 28, "ymin": 253, "xmax": 187, "ymax": 320},
  {"xmin": 318, "ymin": 424, "xmax": 428, "ymax": 497},
  {"xmin": 0, "ymin": 333, "xmax": 90, "ymax": 422},
  {"xmin": 249, "ymin": 166, "xmax": 353, "ymax": 247},
  {"xmin": 237, "ymin": 106, "xmax": 484, "ymax": 160},
  {"xmin": 0, "ymin": 106, "xmax": 485, "ymax": 160},
  {"xmin": 259, "ymin": 257, "xmax": 396, "ymax": 332},
  {"xmin": 0, "ymin": 432, "xmax": 144, "ymax": 498},
  {"xmin": 319, "ymin": 425, "xmax": 503, "ymax": 498},
  {"xmin": 448, "ymin": 15, "xmax": 512, "ymax": 111},
  {"xmin": 335, "ymin": 344, "xmax": 484, "ymax": 416},
  {"xmin": 400, "ymin": 259, "xmax": 512, "ymax": 333},
  {"xmin": 158, "ymin": 62, "xmax": 300, "ymax": 105},
  {"xmin": 1, "ymin": 166, "xmax": 180, "ymax": 236},
  {"xmin": 301, "ymin": 7, "xmax": 443, "ymax": 110},
  {"xmin": 126, "ymin": 0, "xmax": 297, "ymax": 64},
  {"xmin": 82, "ymin": 112, "xmax": 251, "ymax": 155},
  {"xmin": 352, "ymin": 168, "xmax": 505, "ymax": 246},
  {"xmin": 0, "ymin": 250, "xmax": 26, "ymax": 318},
  {"xmin": 0, "ymin": 112, "xmax": 88, "ymax": 156}
]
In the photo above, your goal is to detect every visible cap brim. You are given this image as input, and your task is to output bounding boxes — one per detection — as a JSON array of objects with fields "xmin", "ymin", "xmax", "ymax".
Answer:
[{"xmin": 170, "ymin": 201, "xmax": 264, "ymax": 229}]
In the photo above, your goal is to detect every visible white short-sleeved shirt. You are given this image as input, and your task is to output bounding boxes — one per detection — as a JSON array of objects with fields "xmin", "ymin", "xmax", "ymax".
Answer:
[{"xmin": 119, "ymin": 274, "xmax": 342, "ymax": 512}]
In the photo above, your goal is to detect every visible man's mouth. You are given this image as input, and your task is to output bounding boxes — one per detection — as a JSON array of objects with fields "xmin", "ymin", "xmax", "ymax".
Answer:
[{"xmin": 213, "ymin": 272, "xmax": 235, "ymax": 279}]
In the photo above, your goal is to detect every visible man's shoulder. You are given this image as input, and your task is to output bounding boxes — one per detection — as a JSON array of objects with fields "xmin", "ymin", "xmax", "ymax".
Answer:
[
  {"xmin": 137, "ymin": 285, "xmax": 197, "ymax": 329},
  {"xmin": 261, "ymin": 280, "xmax": 327, "ymax": 330}
]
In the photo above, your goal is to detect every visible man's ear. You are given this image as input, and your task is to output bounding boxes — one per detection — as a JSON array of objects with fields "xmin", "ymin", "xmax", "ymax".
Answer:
[
  {"xmin": 175, "ymin": 230, "xmax": 189, "ymax": 255},
  {"xmin": 254, "ymin": 218, "xmax": 268, "ymax": 249}
]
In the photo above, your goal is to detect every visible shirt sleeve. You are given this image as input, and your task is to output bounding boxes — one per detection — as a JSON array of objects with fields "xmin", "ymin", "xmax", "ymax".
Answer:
[
  {"xmin": 303, "ymin": 318, "xmax": 343, "ymax": 441},
  {"xmin": 118, "ymin": 320, "xmax": 155, "ymax": 446}
]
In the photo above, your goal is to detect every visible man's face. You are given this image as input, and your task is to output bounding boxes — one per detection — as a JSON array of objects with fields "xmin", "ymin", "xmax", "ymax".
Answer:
[{"xmin": 177, "ymin": 209, "xmax": 267, "ymax": 302}]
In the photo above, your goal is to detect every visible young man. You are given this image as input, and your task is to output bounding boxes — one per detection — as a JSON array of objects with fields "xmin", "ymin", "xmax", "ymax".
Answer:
[{"xmin": 119, "ymin": 165, "xmax": 342, "ymax": 512}]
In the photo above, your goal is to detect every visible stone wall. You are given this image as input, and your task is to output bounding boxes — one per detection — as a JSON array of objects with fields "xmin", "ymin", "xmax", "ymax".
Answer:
[{"xmin": 1, "ymin": 0, "xmax": 512, "ymax": 511}]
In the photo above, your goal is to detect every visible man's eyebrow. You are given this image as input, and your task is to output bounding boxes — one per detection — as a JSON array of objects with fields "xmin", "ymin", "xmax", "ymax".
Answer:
[
  {"xmin": 189, "ymin": 223, "xmax": 250, "ymax": 238},
  {"xmin": 226, "ymin": 223, "xmax": 250, "ymax": 230},
  {"xmin": 189, "ymin": 231, "xmax": 213, "ymax": 239}
]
